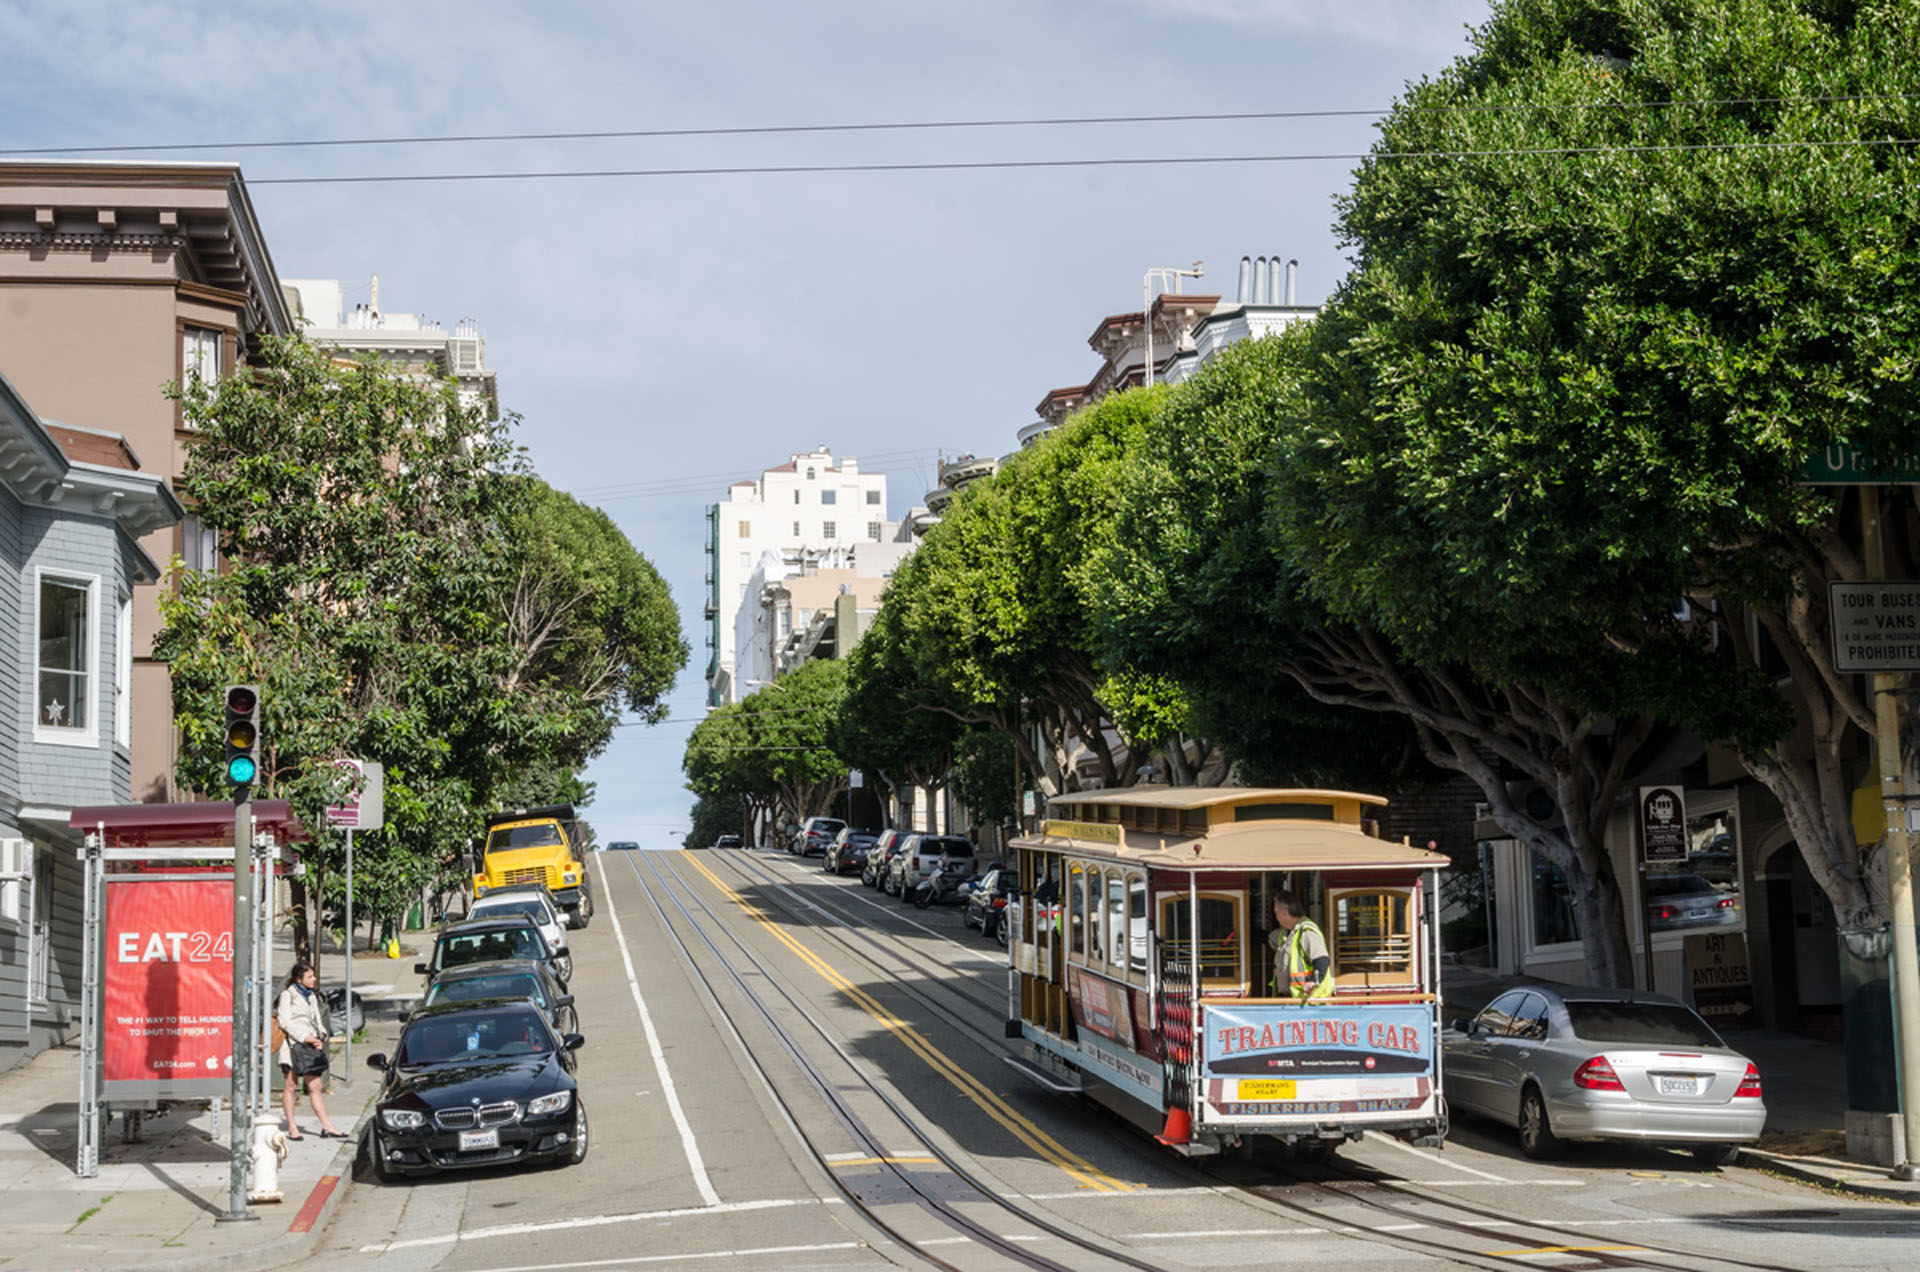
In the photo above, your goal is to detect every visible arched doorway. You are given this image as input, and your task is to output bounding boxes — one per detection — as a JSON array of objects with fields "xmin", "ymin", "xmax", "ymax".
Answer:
[{"xmin": 1758, "ymin": 839, "xmax": 1842, "ymax": 1040}]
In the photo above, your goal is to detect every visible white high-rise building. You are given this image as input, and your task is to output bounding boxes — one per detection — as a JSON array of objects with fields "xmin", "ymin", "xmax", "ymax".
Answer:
[
  {"xmin": 282, "ymin": 275, "xmax": 498, "ymax": 420},
  {"xmin": 703, "ymin": 446, "xmax": 890, "ymax": 704}
]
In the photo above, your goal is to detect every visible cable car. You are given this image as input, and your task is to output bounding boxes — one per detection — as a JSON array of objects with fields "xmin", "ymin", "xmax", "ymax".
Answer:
[{"xmin": 1003, "ymin": 787, "xmax": 1448, "ymax": 1158}]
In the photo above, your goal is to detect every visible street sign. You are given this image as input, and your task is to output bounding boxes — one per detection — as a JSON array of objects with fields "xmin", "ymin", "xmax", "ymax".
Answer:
[
  {"xmin": 1829, "ymin": 581, "xmax": 1920, "ymax": 673},
  {"xmin": 324, "ymin": 758, "xmax": 385, "ymax": 830},
  {"xmin": 1686, "ymin": 932, "xmax": 1755, "ymax": 1027},
  {"xmin": 1799, "ymin": 442, "xmax": 1920, "ymax": 485},
  {"xmin": 1638, "ymin": 786, "xmax": 1688, "ymax": 865}
]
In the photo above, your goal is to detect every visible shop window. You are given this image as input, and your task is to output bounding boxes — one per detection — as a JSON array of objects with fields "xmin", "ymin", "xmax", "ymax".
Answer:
[
  {"xmin": 1529, "ymin": 853, "xmax": 1582, "ymax": 948},
  {"xmin": 1643, "ymin": 799, "xmax": 1743, "ymax": 940}
]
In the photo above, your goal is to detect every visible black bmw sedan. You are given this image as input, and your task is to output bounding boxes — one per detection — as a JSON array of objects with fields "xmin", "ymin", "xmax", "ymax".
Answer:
[{"xmin": 364, "ymin": 999, "xmax": 587, "ymax": 1180}]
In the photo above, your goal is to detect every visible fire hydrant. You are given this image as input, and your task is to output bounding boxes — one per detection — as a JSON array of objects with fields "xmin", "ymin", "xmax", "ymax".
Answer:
[{"xmin": 247, "ymin": 1112, "xmax": 290, "ymax": 1203}]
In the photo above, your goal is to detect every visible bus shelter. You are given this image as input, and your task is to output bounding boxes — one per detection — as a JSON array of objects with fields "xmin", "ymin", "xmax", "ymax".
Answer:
[{"xmin": 67, "ymin": 802, "xmax": 308, "ymax": 1177}]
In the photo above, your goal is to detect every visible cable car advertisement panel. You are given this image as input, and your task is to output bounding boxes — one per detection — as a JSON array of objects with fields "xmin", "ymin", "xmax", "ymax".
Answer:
[{"xmin": 1200, "ymin": 1002, "xmax": 1436, "ymax": 1126}]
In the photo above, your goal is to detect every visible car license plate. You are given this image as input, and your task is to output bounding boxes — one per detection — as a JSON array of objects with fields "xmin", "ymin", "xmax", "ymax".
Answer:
[
  {"xmin": 1238, "ymin": 1079, "xmax": 1296, "ymax": 1101},
  {"xmin": 1657, "ymin": 1075, "xmax": 1699, "ymax": 1096},
  {"xmin": 459, "ymin": 1129, "xmax": 499, "ymax": 1151}
]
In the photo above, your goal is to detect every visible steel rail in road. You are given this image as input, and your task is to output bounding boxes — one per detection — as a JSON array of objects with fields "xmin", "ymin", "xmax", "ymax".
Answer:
[
  {"xmin": 709, "ymin": 847, "xmax": 1823, "ymax": 1272},
  {"xmin": 617, "ymin": 849, "xmax": 1162, "ymax": 1272},
  {"xmin": 722, "ymin": 848, "xmax": 1008, "ymax": 1020}
]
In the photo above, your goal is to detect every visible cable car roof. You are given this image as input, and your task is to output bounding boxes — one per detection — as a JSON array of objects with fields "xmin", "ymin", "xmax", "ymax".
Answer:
[{"xmin": 1015, "ymin": 787, "xmax": 1445, "ymax": 871}]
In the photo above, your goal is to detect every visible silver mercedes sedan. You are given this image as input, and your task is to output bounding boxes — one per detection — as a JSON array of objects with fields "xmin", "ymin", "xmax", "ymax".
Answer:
[{"xmin": 1443, "ymin": 984, "xmax": 1765, "ymax": 1164}]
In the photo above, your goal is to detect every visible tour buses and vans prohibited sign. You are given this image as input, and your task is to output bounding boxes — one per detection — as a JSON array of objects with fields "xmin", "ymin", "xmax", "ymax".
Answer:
[{"xmin": 1829, "ymin": 581, "xmax": 1920, "ymax": 673}]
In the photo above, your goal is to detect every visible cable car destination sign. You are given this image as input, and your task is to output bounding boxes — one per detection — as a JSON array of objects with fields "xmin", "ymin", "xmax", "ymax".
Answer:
[{"xmin": 1829, "ymin": 581, "xmax": 1920, "ymax": 674}]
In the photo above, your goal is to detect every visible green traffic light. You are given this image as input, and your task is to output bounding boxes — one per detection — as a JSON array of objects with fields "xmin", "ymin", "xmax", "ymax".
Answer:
[{"xmin": 226, "ymin": 755, "xmax": 258, "ymax": 784}]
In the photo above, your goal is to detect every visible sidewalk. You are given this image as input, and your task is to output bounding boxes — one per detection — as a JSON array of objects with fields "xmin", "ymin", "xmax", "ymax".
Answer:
[
  {"xmin": 0, "ymin": 955, "xmax": 423, "ymax": 1272},
  {"xmin": 1441, "ymin": 962, "xmax": 1920, "ymax": 1203}
]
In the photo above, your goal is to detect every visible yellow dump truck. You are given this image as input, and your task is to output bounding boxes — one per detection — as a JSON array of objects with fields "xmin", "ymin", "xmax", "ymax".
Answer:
[{"xmin": 472, "ymin": 804, "xmax": 594, "ymax": 929}]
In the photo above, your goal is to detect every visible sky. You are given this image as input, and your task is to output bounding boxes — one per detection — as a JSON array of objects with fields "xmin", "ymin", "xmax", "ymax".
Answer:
[{"xmin": 0, "ymin": 0, "xmax": 1492, "ymax": 847}]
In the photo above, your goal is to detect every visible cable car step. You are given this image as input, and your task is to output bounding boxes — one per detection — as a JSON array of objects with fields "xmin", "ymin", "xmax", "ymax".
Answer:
[{"xmin": 1002, "ymin": 1052, "xmax": 1082, "ymax": 1093}]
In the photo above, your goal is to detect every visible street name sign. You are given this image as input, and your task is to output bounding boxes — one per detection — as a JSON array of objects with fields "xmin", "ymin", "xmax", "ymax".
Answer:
[
  {"xmin": 1829, "ymin": 581, "xmax": 1920, "ymax": 673},
  {"xmin": 1799, "ymin": 442, "xmax": 1920, "ymax": 485}
]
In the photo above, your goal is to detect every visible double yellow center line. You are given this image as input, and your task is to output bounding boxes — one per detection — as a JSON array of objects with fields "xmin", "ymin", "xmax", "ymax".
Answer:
[{"xmin": 681, "ymin": 853, "xmax": 1135, "ymax": 1194}]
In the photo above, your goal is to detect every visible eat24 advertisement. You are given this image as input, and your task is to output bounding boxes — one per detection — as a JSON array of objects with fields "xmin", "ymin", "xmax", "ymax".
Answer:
[{"xmin": 102, "ymin": 877, "xmax": 236, "ymax": 1096}]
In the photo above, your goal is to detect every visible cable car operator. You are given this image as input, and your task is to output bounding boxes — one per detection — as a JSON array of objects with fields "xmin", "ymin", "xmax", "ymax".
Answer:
[{"xmin": 1269, "ymin": 891, "xmax": 1333, "ymax": 1000}]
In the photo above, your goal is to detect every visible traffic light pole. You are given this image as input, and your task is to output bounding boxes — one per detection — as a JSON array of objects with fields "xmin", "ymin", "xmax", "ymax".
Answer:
[{"xmin": 218, "ymin": 795, "xmax": 258, "ymax": 1223}]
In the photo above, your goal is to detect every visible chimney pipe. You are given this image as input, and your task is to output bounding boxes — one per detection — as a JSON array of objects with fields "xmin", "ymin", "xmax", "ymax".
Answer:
[
  {"xmin": 1237, "ymin": 256, "xmax": 1251, "ymax": 303},
  {"xmin": 1285, "ymin": 259, "xmax": 1298, "ymax": 306},
  {"xmin": 1252, "ymin": 256, "xmax": 1267, "ymax": 304},
  {"xmin": 1267, "ymin": 257, "xmax": 1281, "ymax": 306}
]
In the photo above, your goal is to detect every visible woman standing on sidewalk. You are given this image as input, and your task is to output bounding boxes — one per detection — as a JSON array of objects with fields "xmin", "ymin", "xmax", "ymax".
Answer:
[{"xmin": 275, "ymin": 962, "xmax": 346, "ymax": 1141}]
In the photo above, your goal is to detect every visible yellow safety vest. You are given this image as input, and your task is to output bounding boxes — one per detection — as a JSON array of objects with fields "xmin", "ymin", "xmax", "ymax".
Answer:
[{"xmin": 1284, "ymin": 919, "xmax": 1334, "ymax": 1001}]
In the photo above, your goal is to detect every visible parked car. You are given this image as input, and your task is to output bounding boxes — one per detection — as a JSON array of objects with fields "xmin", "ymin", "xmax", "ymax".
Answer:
[
  {"xmin": 605, "ymin": 840, "xmax": 640, "ymax": 851},
  {"xmin": 417, "ymin": 959, "xmax": 577, "ymax": 1035},
  {"xmin": 417, "ymin": 916, "xmax": 570, "ymax": 989},
  {"xmin": 962, "ymin": 867, "xmax": 1020, "ymax": 942},
  {"xmin": 824, "ymin": 829, "xmax": 877, "ymax": 876},
  {"xmin": 364, "ymin": 998, "xmax": 586, "ymax": 1180},
  {"xmin": 467, "ymin": 886, "xmax": 572, "ymax": 980},
  {"xmin": 709, "ymin": 834, "xmax": 742, "ymax": 850},
  {"xmin": 863, "ymin": 829, "xmax": 910, "ymax": 888},
  {"xmin": 1644, "ymin": 872, "xmax": 1740, "ymax": 932},
  {"xmin": 1442, "ymin": 984, "xmax": 1765, "ymax": 1164},
  {"xmin": 886, "ymin": 834, "xmax": 976, "ymax": 900},
  {"xmin": 791, "ymin": 816, "xmax": 846, "ymax": 857}
]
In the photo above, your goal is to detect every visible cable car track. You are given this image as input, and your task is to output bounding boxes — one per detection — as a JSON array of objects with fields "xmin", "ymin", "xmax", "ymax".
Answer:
[
  {"xmin": 618, "ymin": 849, "xmax": 1163, "ymax": 1272},
  {"xmin": 694, "ymin": 848, "xmax": 1817, "ymax": 1272}
]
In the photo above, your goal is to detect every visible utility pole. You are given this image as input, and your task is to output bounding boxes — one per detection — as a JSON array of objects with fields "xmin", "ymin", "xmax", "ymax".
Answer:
[{"xmin": 1863, "ymin": 487, "xmax": 1920, "ymax": 1180}]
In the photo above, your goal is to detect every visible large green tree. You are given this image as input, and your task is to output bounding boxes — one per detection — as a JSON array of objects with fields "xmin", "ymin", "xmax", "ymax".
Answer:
[
  {"xmin": 1295, "ymin": 0, "xmax": 1920, "ymax": 943},
  {"xmin": 684, "ymin": 659, "xmax": 850, "ymax": 834},
  {"xmin": 161, "ymin": 338, "xmax": 684, "ymax": 958}
]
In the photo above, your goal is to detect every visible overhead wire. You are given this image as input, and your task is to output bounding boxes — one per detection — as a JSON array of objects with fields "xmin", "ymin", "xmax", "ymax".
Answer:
[{"xmin": 3, "ymin": 92, "xmax": 1914, "ymax": 158}]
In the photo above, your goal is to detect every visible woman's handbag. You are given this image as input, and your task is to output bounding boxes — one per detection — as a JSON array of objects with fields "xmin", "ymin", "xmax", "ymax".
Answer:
[{"xmin": 290, "ymin": 1040, "xmax": 330, "ymax": 1076}]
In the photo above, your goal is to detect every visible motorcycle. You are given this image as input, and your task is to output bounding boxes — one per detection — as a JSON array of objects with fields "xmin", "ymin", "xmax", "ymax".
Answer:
[{"xmin": 912, "ymin": 861, "xmax": 974, "ymax": 910}]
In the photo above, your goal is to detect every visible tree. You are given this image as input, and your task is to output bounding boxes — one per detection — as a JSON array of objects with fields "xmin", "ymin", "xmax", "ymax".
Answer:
[
  {"xmin": 832, "ymin": 627, "xmax": 961, "ymax": 825},
  {"xmin": 1298, "ymin": 0, "xmax": 1920, "ymax": 944},
  {"xmin": 683, "ymin": 659, "xmax": 850, "ymax": 835}
]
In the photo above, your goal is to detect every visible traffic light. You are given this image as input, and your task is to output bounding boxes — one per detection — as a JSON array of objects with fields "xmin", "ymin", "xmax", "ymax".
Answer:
[{"xmin": 223, "ymin": 685, "xmax": 260, "ymax": 795}]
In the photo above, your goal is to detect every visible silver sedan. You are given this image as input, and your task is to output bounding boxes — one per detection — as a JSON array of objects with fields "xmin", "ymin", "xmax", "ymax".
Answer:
[{"xmin": 1443, "ymin": 983, "xmax": 1766, "ymax": 1164}]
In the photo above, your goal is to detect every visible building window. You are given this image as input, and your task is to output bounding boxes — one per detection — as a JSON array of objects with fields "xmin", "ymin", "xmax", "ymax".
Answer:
[
  {"xmin": 737, "ymin": 521, "xmax": 751, "ymax": 539},
  {"xmin": 805, "ymin": 466, "xmax": 815, "ymax": 479},
  {"xmin": 792, "ymin": 521, "xmax": 801, "ymax": 536},
  {"xmin": 181, "ymin": 513, "xmax": 219, "ymax": 575},
  {"xmin": 37, "ymin": 574, "xmax": 95, "ymax": 735},
  {"xmin": 793, "ymin": 490, "xmax": 801, "ymax": 505},
  {"xmin": 822, "ymin": 521, "xmax": 836, "ymax": 539},
  {"xmin": 183, "ymin": 325, "xmax": 222, "ymax": 388},
  {"xmin": 867, "ymin": 521, "xmax": 883, "ymax": 541},
  {"xmin": 866, "ymin": 489, "xmax": 882, "ymax": 505},
  {"xmin": 821, "ymin": 490, "xmax": 836, "ymax": 505},
  {"xmin": 116, "ymin": 596, "xmax": 132, "ymax": 748}
]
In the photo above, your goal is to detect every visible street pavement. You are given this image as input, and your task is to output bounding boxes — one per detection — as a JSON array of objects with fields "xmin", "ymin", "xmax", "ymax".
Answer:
[{"xmin": 2, "ymin": 928, "xmax": 1916, "ymax": 1270}]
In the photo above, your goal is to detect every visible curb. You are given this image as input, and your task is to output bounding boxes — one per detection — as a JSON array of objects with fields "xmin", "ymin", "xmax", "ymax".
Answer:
[{"xmin": 1740, "ymin": 1149, "xmax": 1920, "ymax": 1205}]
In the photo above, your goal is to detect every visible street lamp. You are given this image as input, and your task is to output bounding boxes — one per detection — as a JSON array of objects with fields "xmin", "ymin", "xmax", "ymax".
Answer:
[{"xmin": 1143, "ymin": 261, "xmax": 1203, "ymax": 388}]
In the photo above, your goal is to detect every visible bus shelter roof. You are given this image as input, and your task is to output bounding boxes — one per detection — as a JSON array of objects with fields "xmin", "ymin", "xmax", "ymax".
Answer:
[{"xmin": 68, "ymin": 800, "xmax": 310, "ymax": 848}]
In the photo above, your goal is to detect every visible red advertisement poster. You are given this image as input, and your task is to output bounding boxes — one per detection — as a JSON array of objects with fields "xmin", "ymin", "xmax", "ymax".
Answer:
[{"xmin": 102, "ymin": 879, "xmax": 236, "ymax": 1084}]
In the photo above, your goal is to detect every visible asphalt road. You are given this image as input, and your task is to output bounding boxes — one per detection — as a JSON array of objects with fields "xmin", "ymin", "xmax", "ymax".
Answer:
[{"xmin": 295, "ymin": 847, "xmax": 1920, "ymax": 1272}]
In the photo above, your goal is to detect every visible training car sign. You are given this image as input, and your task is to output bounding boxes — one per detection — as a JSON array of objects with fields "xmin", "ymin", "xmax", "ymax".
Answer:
[{"xmin": 1200, "ymin": 1003, "xmax": 1436, "ymax": 1125}]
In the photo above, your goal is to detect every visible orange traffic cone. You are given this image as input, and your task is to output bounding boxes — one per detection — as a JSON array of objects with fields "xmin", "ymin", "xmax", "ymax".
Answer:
[{"xmin": 1156, "ymin": 1105, "xmax": 1192, "ymax": 1146}]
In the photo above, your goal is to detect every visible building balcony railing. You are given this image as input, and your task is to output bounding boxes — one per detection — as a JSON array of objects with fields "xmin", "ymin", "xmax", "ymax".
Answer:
[{"xmin": 938, "ymin": 454, "xmax": 998, "ymax": 486}]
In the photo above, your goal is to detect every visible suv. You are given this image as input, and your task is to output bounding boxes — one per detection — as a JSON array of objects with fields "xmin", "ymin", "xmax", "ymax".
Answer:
[
  {"xmin": 792, "ymin": 816, "xmax": 846, "ymax": 857},
  {"xmin": 417, "ymin": 915, "xmax": 570, "ymax": 989},
  {"xmin": 886, "ymin": 834, "xmax": 976, "ymax": 899},
  {"xmin": 863, "ymin": 828, "xmax": 909, "ymax": 888}
]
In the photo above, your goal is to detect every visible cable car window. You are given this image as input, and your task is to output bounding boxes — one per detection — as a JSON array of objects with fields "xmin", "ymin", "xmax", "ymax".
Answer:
[
  {"xmin": 1329, "ymin": 887, "xmax": 1416, "ymax": 988},
  {"xmin": 1086, "ymin": 868, "xmax": 1104, "ymax": 967},
  {"xmin": 1158, "ymin": 893, "xmax": 1243, "ymax": 986},
  {"xmin": 1105, "ymin": 873, "xmax": 1127, "ymax": 970},
  {"xmin": 1068, "ymin": 863, "xmax": 1086, "ymax": 958},
  {"xmin": 1128, "ymin": 875, "xmax": 1149, "ymax": 978}
]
